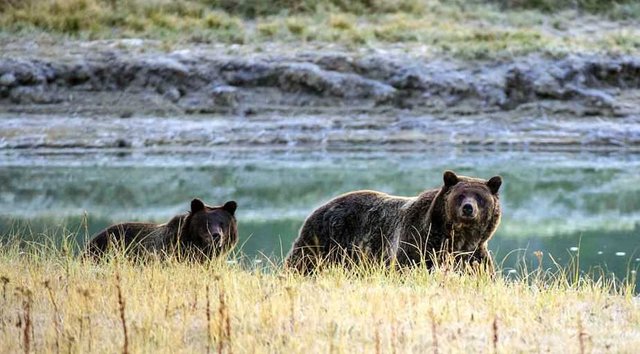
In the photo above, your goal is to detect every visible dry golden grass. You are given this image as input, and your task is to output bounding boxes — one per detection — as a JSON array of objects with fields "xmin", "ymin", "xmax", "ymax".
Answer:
[{"xmin": 0, "ymin": 234, "xmax": 639, "ymax": 354}]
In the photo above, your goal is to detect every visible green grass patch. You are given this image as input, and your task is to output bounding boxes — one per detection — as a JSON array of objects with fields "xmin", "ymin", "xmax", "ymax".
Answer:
[
  {"xmin": 0, "ymin": 0, "xmax": 639, "ymax": 57},
  {"xmin": 491, "ymin": 0, "xmax": 640, "ymax": 20}
]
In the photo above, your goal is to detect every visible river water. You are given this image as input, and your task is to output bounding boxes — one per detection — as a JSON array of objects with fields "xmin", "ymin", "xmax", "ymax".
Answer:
[{"xmin": 1, "ymin": 147, "xmax": 639, "ymax": 286}]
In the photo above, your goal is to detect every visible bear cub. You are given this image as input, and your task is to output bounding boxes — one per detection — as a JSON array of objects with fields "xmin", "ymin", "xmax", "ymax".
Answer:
[
  {"xmin": 84, "ymin": 198, "xmax": 238, "ymax": 261},
  {"xmin": 286, "ymin": 170, "xmax": 502, "ymax": 273}
]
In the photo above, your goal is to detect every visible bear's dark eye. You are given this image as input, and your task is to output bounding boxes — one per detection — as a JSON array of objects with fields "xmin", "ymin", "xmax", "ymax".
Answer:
[
  {"xmin": 476, "ymin": 195, "xmax": 485, "ymax": 206},
  {"xmin": 457, "ymin": 194, "xmax": 466, "ymax": 203}
]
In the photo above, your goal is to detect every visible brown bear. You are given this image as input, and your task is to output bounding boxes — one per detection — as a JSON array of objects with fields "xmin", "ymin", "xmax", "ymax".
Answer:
[
  {"xmin": 84, "ymin": 198, "xmax": 238, "ymax": 261},
  {"xmin": 285, "ymin": 170, "xmax": 502, "ymax": 274}
]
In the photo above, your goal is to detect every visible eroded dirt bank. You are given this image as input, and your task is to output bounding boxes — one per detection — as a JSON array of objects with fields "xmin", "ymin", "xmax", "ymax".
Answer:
[{"xmin": 1, "ymin": 41, "xmax": 639, "ymax": 149}]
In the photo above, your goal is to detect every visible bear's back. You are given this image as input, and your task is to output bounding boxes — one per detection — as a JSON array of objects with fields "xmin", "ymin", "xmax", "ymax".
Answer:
[
  {"xmin": 84, "ymin": 222, "xmax": 168, "ymax": 259},
  {"xmin": 287, "ymin": 189, "xmax": 415, "ymax": 271}
]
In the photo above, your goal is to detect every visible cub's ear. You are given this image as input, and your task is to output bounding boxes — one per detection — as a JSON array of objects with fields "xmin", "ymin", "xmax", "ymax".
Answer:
[
  {"xmin": 191, "ymin": 198, "xmax": 206, "ymax": 213},
  {"xmin": 443, "ymin": 170, "xmax": 459, "ymax": 187},
  {"xmin": 223, "ymin": 201, "xmax": 237, "ymax": 216},
  {"xmin": 487, "ymin": 176, "xmax": 502, "ymax": 194}
]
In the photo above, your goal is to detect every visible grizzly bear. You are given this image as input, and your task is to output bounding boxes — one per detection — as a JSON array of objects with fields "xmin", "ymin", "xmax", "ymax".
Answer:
[
  {"xmin": 84, "ymin": 198, "xmax": 238, "ymax": 261},
  {"xmin": 285, "ymin": 170, "xmax": 502, "ymax": 273}
]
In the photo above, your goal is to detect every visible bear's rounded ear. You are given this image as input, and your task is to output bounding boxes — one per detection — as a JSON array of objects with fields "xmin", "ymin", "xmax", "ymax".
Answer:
[
  {"xmin": 487, "ymin": 176, "xmax": 502, "ymax": 194},
  {"xmin": 223, "ymin": 201, "xmax": 237, "ymax": 216},
  {"xmin": 191, "ymin": 198, "xmax": 206, "ymax": 213},
  {"xmin": 443, "ymin": 170, "xmax": 459, "ymax": 187}
]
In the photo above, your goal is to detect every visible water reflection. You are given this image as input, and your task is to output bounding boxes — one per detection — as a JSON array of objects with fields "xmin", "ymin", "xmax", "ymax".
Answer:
[{"xmin": 1, "ymin": 147, "xmax": 639, "ymax": 286}]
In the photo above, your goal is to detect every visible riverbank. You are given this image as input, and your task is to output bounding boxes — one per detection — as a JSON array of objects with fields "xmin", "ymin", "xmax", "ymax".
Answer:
[
  {"xmin": 2, "ymin": 0, "xmax": 640, "ymax": 149},
  {"xmin": 2, "ymin": 1, "xmax": 640, "ymax": 148},
  {"xmin": 1, "ymin": 39, "xmax": 640, "ymax": 149}
]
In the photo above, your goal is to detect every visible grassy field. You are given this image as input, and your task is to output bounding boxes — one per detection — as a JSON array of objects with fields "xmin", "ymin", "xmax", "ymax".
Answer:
[
  {"xmin": 0, "ymin": 234, "xmax": 638, "ymax": 353},
  {"xmin": 1, "ymin": 0, "xmax": 640, "ymax": 58}
]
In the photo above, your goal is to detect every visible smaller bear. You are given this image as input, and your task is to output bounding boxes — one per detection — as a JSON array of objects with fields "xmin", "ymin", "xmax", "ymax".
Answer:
[
  {"xmin": 285, "ymin": 170, "xmax": 502, "ymax": 274},
  {"xmin": 84, "ymin": 198, "xmax": 238, "ymax": 261}
]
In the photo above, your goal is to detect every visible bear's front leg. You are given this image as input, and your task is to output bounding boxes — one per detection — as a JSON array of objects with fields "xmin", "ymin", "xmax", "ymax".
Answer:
[{"xmin": 470, "ymin": 245, "xmax": 495, "ymax": 278}]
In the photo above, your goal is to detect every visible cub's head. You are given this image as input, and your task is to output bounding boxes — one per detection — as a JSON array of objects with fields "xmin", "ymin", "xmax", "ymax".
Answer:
[
  {"xmin": 185, "ymin": 198, "xmax": 238, "ymax": 257},
  {"xmin": 442, "ymin": 170, "xmax": 502, "ymax": 235}
]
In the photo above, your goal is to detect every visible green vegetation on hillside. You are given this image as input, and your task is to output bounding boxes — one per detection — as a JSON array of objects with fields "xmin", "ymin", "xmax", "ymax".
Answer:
[
  {"xmin": 496, "ymin": 0, "xmax": 640, "ymax": 15},
  {"xmin": 3, "ymin": 0, "xmax": 639, "ymax": 18},
  {"xmin": 0, "ymin": 0, "xmax": 639, "ymax": 58}
]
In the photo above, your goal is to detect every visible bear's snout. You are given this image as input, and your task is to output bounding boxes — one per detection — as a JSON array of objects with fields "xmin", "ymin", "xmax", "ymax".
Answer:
[
  {"xmin": 462, "ymin": 203, "xmax": 474, "ymax": 217},
  {"xmin": 208, "ymin": 226, "xmax": 224, "ymax": 241},
  {"xmin": 458, "ymin": 198, "xmax": 478, "ymax": 220},
  {"xmin": 201, "ymin": 224, "xmax": 221, "ymax": 245}
]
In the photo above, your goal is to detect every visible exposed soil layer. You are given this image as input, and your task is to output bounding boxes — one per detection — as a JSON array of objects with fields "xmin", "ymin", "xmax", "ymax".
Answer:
[{"xmin": 1, "ymin": 40, "xmax": 639, "ymax": 149}]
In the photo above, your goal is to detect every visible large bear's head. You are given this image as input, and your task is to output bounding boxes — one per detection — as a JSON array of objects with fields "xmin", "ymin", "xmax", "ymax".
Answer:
[
  {"xmin": 441, "ymin": 170, "xmax": 502, "ymax": 244},
  {"xmin": 184, "ymin": 198, "xmax": 238, "ymax": 258}
]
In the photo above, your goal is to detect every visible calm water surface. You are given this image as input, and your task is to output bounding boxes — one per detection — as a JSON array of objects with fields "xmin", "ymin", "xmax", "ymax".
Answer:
[{"xmin": 1, "ymin": 147, "xmax": 639, "ymax": 286}]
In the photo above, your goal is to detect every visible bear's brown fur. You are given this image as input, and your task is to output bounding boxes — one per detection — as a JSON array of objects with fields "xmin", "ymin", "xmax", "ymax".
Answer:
[
  {"xmin": 84, "ymin": 198, "xmax": 238, "ymax": 261},
  {"xmin": 285, "ymin": 170, "xmax": 502, "ymax": 273}
]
